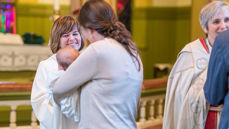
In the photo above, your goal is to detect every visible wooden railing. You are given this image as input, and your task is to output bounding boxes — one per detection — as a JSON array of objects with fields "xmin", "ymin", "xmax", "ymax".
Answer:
[
  {"xmin": 0, "ymin": 78, "xmax": 168, "ymax": 129},
  {"xmin": 0, "ymin": 82, "xmax": 32, "ymax": 92},
  {"xmin": 0, "ymin": 82, "xmax": 39, "ymax": 129},
  {"xmin": 137, "ymin": 78, "xmax": 167, "ymax": 129}
]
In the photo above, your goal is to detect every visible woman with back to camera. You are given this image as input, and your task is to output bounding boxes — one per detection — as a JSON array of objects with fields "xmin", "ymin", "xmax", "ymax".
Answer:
[
  {"xmin": 163, "ymin": 1, "xmax": 229, "ymax": 129},
  {"xmin": 53, "ymin": 0, "xmax": 143, "ymax": 129}
]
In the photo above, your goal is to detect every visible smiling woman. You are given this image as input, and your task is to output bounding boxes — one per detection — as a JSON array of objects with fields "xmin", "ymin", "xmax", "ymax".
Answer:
[
  {"xmin": 30, "ymin": 16, "xmax": 84, "ymax": 129},
  {"xmin": 163, "ymin": 1, "xmax": 229, "ymax": 129},
  {"xmin": 200, "ymin": 2, "xmax": 229, "ymax": 46},
  {"xmin": 49, "ymin": 16, "xmax": 84, "ymax": 53}
]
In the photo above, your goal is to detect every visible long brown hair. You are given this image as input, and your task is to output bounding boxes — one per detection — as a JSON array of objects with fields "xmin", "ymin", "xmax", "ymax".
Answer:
[
  {"xmin": 78, "ymin": 0, "xmax": 141, "ymax": 71},
  {"xmin": 50, "ymin": 16, "xmax": 84, "ymax": 53}
]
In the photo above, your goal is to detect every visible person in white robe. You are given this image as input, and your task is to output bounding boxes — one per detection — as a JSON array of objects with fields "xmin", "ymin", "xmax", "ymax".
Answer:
[
  {"xmin": 31, "ymin": 16, "xmax": 84, "ymax": 129},
  {"xmin": 163, "ymin": 1, "xmax": 229, "ymax": 129}
]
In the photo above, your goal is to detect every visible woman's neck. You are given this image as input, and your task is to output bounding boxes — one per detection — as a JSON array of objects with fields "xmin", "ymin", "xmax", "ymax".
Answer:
[
  {"xmin": 207, "ymin": 37, "xmax": 214, "ymax": 46},
  {"xmin": 91, "ymin": 31, "xmax": 105, "ymax": 43}
]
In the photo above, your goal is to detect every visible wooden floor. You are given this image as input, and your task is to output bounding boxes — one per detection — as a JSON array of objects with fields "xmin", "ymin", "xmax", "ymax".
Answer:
[{"xmin": 144, "ymin": 124, "xmax": 162, "ymax": 129}]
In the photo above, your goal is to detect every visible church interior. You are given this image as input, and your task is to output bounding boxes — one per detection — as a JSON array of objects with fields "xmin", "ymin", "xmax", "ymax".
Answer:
[{"xmin": 0, "ymin": 0, "xmax": 225, "ymax": 129}]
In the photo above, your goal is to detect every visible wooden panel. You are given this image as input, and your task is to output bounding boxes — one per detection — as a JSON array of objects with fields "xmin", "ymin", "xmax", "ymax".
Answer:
[
  {"xmin": 16, "ymin": 4, "xmax": 69, "ymax": 44},
  {"xmin": 0, "ymin": 71, "xmax": 35, "ymax": 82},
  {"xmin": 190, "ymin": 0, "xmax": 208, "ymax": 41},
  {"xmin": 0, "ymin": 82, "xmax": 32, "ymax": 92},
  {"xmin": 132, "ymin": 7, "xmax": 191, "ymax": 78},
  {"xmin": 133, "ymin": 7, "xmax": 190, "ymax": 19},
  {"xmin": 142, "ymin": 77, "xmax": 167, "ymax": 89},
  {"xmin": 0, "ymin": 82, "xmax": 32, "ymax": 100},
  {"xmin": 16, "ymin": 4, "xmax": 70, "ymax": 16}
]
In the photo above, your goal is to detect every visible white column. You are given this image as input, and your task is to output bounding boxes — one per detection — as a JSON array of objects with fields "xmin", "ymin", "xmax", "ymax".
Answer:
[
  {"xmin": 149, "ymin": 99, "xmax": 155, "ymax": 120},
  {"xmin": 139, "ymin": 100, "xmax": 147, "ymax": 122},
  {"xmin": 10, "ymin": 105, "xmax": 17, "ymax": 129},
  {"xmin": 54, "ymin": 0, "xmax": 60, "ymax": 11},
  {"xmin": 31, "ymin": 111, "xmax": 38, "ymax": 129},
  {"xmin": 157, "ymin": 98, "xmax": 164, "ymax": 119}
]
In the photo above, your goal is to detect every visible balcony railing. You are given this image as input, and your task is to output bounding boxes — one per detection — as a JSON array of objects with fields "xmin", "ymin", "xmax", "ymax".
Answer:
[
  {"xmin": 137, "ymin": 78, "xmax": 167, "ymax": 129},
  {"xmin": 0, "ymin": 82, "xmax": 38, "ymax": 129},
  {"xmin": 0, "ymin": 78, "xmax": 167, "ymax": 129}
]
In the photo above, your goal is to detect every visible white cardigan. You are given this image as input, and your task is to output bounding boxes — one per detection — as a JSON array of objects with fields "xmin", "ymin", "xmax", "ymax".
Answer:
[{"xmin": 53, "ymin": 38, "xmax": 143, "ymax": 129}]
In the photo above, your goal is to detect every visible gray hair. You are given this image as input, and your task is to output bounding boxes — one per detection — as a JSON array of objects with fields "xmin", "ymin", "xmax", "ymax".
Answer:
[{"xmin": 199, "ymin": 1, "xmax": 229, "ymax": 30}]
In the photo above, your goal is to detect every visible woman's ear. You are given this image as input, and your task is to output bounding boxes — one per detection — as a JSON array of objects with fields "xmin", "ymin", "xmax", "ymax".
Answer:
[{"xmin": 89, "ymin": 29, "xmax": 94, "ymax": 35}]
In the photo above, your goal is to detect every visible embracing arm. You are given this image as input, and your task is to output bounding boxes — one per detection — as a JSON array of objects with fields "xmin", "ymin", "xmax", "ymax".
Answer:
[
  {"xmin": 204, "ymin": 35, "xmax": 228, "ymax": 105},
  {"xmin": 53, "ymin": 46, "xmax": 98, "ymax": 95}
]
